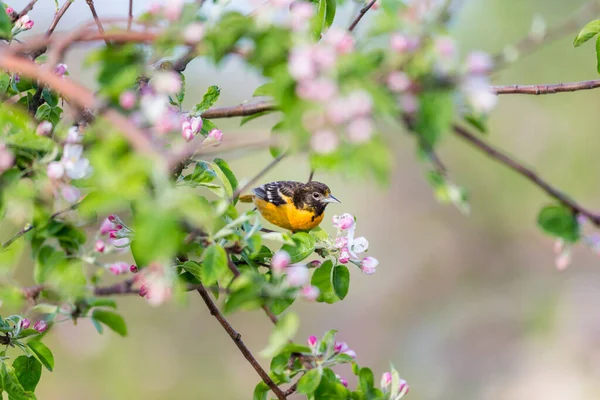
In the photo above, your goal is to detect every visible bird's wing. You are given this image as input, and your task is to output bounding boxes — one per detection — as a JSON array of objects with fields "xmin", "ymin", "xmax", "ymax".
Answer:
[{"xmin": 252, "ymin": 181, "xmax": 303, "ymax": 206}]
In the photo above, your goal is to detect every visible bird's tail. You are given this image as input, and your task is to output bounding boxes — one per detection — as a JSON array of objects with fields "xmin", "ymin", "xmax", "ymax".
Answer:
[{"xmin": 238, "ymin": 194, "xmax": 254, "ymax": 203}]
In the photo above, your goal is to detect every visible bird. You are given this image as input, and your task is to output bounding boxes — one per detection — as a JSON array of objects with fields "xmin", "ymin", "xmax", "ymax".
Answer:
[{"xmin": 238, "ymin": 181, "xmax": 341, "ymax": 232}]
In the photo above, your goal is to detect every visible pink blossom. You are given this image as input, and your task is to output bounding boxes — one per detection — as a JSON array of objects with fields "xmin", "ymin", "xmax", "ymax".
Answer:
[
  {"xmin": 324, "ymin": 28, "xmax": 354, "ymax": 54},
  {"xmin": 361, "ymin": 257, "xmax": 378, "ymax": 274},
  {"xmin": 36, "ymin": 121, "xmax": 53, "ymax": 136},
  {"xmin": 289, "ymin": 47, "xmax": 316, "ymax": 80},
  {"xmin": 289, "ymin": 1, "xmax": 314, "ymax": 31},
  {"xmin": 333, "ymin": 213, "xmax": 355, "ymax": 230},
  {"xmin": 139, "ymin": 284, "xmax": 149, "ymax": 297},
  {"xmin": 54, "ymin": 63, "xmax": 67, "ymax": 77},
  {"xmin": 60, "ymin": 185, "xmax": 80, "ymax": 203},
  {"xmin": 301, "ymin": 285, "xmax": 319, "ymax": 301},
  {"xmin": 345, "ymin": 349, "xmax": 357, "ymax": 358},
  {"xmin": 312, "ymin": 45, "xmax": 337, "ymax": 70},
  {"xmin": 381, "ymin": 372, "xmax": 392, "ymax": 388},
  {"xmin": 95, "ymin": 240, "xmax": 105, "ymax": 253},
  {"xmin": 34, "ymin": 320, "xmax": 47, "ymax": 333},
  {"xmin": 271, "ymin": 250, "xmax": 291, "ymax": 274},
  {"xmin": 334, "ymin": 341, "xmax": 348, "ymax": 353},
  {"xmin": 183, "ymin": 23, "xmax": 205, "ymax": 43},
  {"xmin": 47, "ymin": 162, "xmax": 64, "ymax": 180},
  {"xmin": 390, "ymin": 33, "xmax": 418, "ymax": 53},
  {"xmin": 130, "ymin": 264, "xmax": 139, "ymax": 273},
  {"xmin": 397, "ymin": 379, "xmax": 409, "ymax": 398},
  {"xmin": 205, "ymin": 129, "xmax": 223, "ymax": 146},
  {"xmin": 387, "ymin": 72, "xmax": 411, "ymax": 93},
  {"xmin": 400, "ymin": 93, "xmax": 419, "ymax": 114},
  {"xmin": 182, "ymin": 128, "xmax": 194, "ymax": 142},
  {"xmin": 152, "ymin": 71, "xmax": 182, "ymax": 94},
  {"xmin": 119, "ymin": 91, "xmax": 136, "ymax": 110},
  {"xmin": 6, "ymin": 7, "xmax": 13, "ymax": 14},
  {"xmin": 339, "ymin": 248, "xmax": 350, "ymax": 264},
  {"xmin": 108, "ymin": 215, "xmax": 117, "ymax": 222},
  {"xmin": 164, "ymin": 0, "xmax": 183, "ymax": 21},
  {"xmin": 296, "ymin": 78, "xmax": 337, "ymax": 102},
  {"xmin": 346, "ymin": 90, "xmax": 373, "ymax": 116},
  {"xmin": 110, "ymin": 237, "xmax": 130, "ymax": 249},
  {"xmin": 66, "ymin": 126, "xmax": 82, "ymax": 143},
  {"xmin": 466, "ymin": 51, "xmax": 493, "ymax": 75},
  {"xmin": 310, "ymin": 130, "xmax": 339, "ymax": 154},
  {"xmin": 108, "ymin": 262, "xmax": 129, "ymax": 275},
  {"xmin": 0, "ymin": 145, "xmax": 14, "ymax": 173},
  {"xmin": 336, "ymin": 375, "xmax": 348, "ymax": 387},
  {"xmin": 20, "ymin": 318, "xmax": 30, "ymax": 329},
  {"xmin": 308, "ymin": 335, "xmax": 318, "ymax": 348},
  {"xmin": 284, "ymin": 266, "xmax": 310, "ymax": 287},
  {"xmin": 435, "ymin": 36, "xmax": 456, "ymax": 59},
  {"xmin": 335, "ymin": 236, "xmax": 348, "ymax": 249},
  {"xmin": 100, "ymin": 218, "xmax": 114, "ymax": 235},
  {"xmin": 346, "ymin": 117, "xmax": 374, "ymax": 143},
  {"xmin": 326, "ymin": 98, "xmax": 352, "ymax": 125}
]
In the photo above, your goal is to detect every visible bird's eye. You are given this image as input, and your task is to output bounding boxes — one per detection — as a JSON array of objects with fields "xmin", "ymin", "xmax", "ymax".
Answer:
[{"xmin": 312, "ymin": 192, "xmax": 321, "ymax": 199}]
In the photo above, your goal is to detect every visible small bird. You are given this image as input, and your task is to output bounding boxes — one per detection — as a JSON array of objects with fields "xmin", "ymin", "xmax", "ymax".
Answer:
[{"xmin": 238, "ymin": 181, "xmax": 341, "ymax": 232}]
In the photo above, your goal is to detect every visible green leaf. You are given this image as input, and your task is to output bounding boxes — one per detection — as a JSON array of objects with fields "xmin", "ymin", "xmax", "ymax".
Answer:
[
  {"xmin": 253, "ymin": 381, "xmax": 270, "ymax": 400},
  {"xmin": 26, "ymin": 341, "xmax": 54, "ymax": 372},
  {"xmin": 596, "ymin": 35, "xmax": 600, "ymax": 74},
  {"xmin": 253, "ymin": 82, "xmax": 275, "ymax": 97},
  {"xmin": 213, "ymin": 158, "xmax": 238, "ymax": 196},
  {"xmin": 131, "ymin": 206, "xmax": 182, "ymax": 267},
  {"xmin": 358, "ymin": 367, "xmax": 375, "ymax": 394},
  {"xmin": 260, "ymin": 312, "xmax": 300, "ymax": 358},
  {"xmin": 297, "ymin": 368, "xmax": 323, "ymax": 395},
  {"xmin": 240, "ymin": 110, "xmax": 276, "ymax": 126},
  {"xmin": 332, "ymin": 265, "xmax": 350, "ymax": 300},
  {"xmin": 12, "ymin": 356, "xmax": 41, "ymax": 392},
  {"xmin": 201, "ymin": 244, "xmax": 229, "ymax": 287},
  {"xmin": 280, "ymin": 233, "xmax": 315, "ymax": 263},
  {"xmin": 5, "ymin": 132, "xmax": 56, "ymax": 152},
  {"xmin": 0, "ymin": 73, "xmax": 10, "ymax": 95},
  {"xmin": 463, "ymin": 114, "xmax": 487, "ymax": 134},
  {"xmin": 181, "ymin": 260, "xmax": 202, "ymax": 282},
  {"xmin": 34, "ymin": 103, "xmax": 52, "ymax": 121},
  {"xmin": 325, "ymin": 0, "xmax": 337, "ymax": 28},
  {"xmin": 91, "ymin": 318, "xmax": 103, "ymax": 334},
  {"xmin": 0, "ymin": 362, "xmax": 37, "ymax": 400},
  {"xmin": 269, "ymin": 297, "xmax": 294, "ymax": 315},
  {"xmin": 85, "ymin": 298, "xmax": 117, "ymax": 309},
  {"xmin": 537, "ymin": 204, "xmax": 580, "ymax": 242},
  {"xmin": 311, "ymin": 260, "xmax": 338, "ymax": 304},
  {"xmin": 415, "ymin": 91, "xmax": 454, "ymax": 147},
  {"xmin": 0, "ymin": 4, "xmax": 11, "ymax": 40},
  {"xmin": 574, "ymin": 19, "xmax": 600, "ymax": 47},
  {"xmin": 193, "ymin": 85, "xmax": 221, "ymax": 113},
  {"xmin": 91, "ymin": 309, "xmax": 127, "ymax": 337},
  {"xmin": 182, "ymin": 162, "xmax": 217, "ymax": 186}
]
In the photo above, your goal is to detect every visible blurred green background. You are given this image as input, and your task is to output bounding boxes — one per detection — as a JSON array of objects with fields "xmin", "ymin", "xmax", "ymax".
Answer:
[{"xmin": 7, "ymin": 0, "xmax": 600, "ymax": 398}]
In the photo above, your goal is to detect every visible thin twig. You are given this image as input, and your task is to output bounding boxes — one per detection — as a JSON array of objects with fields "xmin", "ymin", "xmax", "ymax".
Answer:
[
  {"xmin": 85, "ymin": 0, "xmax": 109, "ymax": 45},
  {"xmin": 284, "ymin": 381, "xmax": 299, "ymax": 397},
  {"xmin": 201, "ymin": 102, "xmax": 277, "ymax": 119},
  {"xmin": 493, "ymin": 0, "xmax": 600, "ymax": 70},
  {"xmin": 232, "ymin": 152, "xmax": 287, "ymax": 200},
  {"xmin": 127, "ymin": 0, "xmax": 133, "ymax": 31},
  {"xmin": 348, "ymin": 0, "xmax": 377, "ymax": 32},
  {"xmin": 452, "ymin": 124, "xmax": 600, "ymax": 225},
  {"xmin": 16, "ymin": 0, "xmax": 38, "ymax": 20},
  {"xmin": 308, "ymin": 170, "xmax": 315, "ymax": 182},
  {"xmin": 27, "ymin": 0, "xmax": 73, "ymax": 60},
  {"xmin": 491, "ymin": 79, "xmax": 600, "ymax": 95},
  {"xmin": 196, "ymin": 284, "xmax": 286, "ymax": 399}
]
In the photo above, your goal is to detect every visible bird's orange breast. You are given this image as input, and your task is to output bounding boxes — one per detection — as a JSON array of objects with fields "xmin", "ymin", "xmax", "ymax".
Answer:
[{"xmin": 253, "ymin": 197, "xmax": 324, "ymax": 232}]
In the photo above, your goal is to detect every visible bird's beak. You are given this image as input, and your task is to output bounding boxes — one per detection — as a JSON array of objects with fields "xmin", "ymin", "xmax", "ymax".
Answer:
[{"xmin": 322, "ymin": 194, "xmax": 341, "ymax": 204}]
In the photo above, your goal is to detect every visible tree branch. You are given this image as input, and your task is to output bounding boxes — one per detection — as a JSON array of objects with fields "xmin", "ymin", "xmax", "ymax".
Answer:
[
  {"xmin": 128, "ymin": 0, "xmax": 133, "ymax": 31},
  {"xmin": 28, "ymin": 0, "xmax": 73, "ymax": 59},
  {"xmin": 232, "ymin": 152, "xmax": 287, "ymax": 200},
  {"xmin": 15, "ymin": 0, "xmax": 38, "ymax": 20},
  {"xmin": 196, "ymin": 283, "xmax": 286, "ymax": 399},
  {"xmin": 348, "ymin": 0, "xmax": 377, "ymax": 32},
  {"xmin": 85, "ymin": 0, "xmax": 109, "ymax": 45},
  {"xmin": 491, "ymin": 79, "xmax": 600, "ymax": 95},
  {"xmin": 452, "ymin": 124, "xmax": 600, "ymax": 225},
  {"xmin": 200, "ymin": 101, "xmax": 277, "ymax": 119}
]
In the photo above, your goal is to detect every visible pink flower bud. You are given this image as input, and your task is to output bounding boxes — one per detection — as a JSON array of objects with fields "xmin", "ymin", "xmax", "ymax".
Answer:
[
  {"xmin": 435, "ymin": 36, "xmax": 456, "ymax": 59},
  {"xmin": 301, "ymin": 285, "xmax": 319, "ymax": 301},
  {"xmin": 324, "ymin": 28, "xmax": 354, "ymax": 54},
  {"xmin": 6, "ymin": 7, "xmax": 14, "ymax": 14},
  {"xmin": 108, "ymin": 215, "xmax": 117, "ymax": 222},
  {"xmin": 308, "ymin": 260, "xmax": 322, "ymax": 268},
  {"xmin": 20, "ymin": 318, "xmax": 30, "ymax": 329},
  {"xmin": 387, "ymin": 72, "xmax": 411, "ymax": 93},
  {"xmin": 345, "ymin": 349, "xmax": 357, "ymax": 358},
  {"xmin": 130, "ymin": 264, "xmax": 139, "ymax": 273},
  {"xmin": 466, "ymin": 51, "xmax": 493, "ymax": 75},
  {"xmin": 333, "ymin": 213, "xmax": 355, "ymax": 230},
  {"xmin": 361, "ymin": 257, "xmax": 378, "ymax": 275},
  {"xmin": 108, "ymin": 262, "xmax": 129, "ymax": 275},
  {"xmin": 190, "ymin": 117, "xmax": 203, "ymax": 134},
  {"xmin": 284, "ymin": 266, "xmax": 310, "ymax": 287},
  {"xmin": 36, "ymin": 121, "xmax": 53, "ymax": 136},
  {"xmin": 95, "ymin": 240, "xmax": 105, "ymax": 253},
  {"xmin": 336, "ymin": 375, "xmax": 348, "ymax": 387},
  {"xmin": 346, "ymin": 117, "xmax": 374, "ymax": 144},
  {"xmin": 54, "ymin": 63, "xmax": 67, "ymax": 77},
  {"xmin": 100, "ymin": 218, "xmax": 114, "ymax": 235},
  {"xmin": 24, "ymin": 20, "xmax": 34, "ymax": 29},
  {"xmin": 205, "ymin": 129, "xmax": 223, "ymax": 146},
  {"xmin": 47, "ymin": 161, "xmax": 65, "ymax": 180},
  {"xmin": 398, "ymin": 379, "xmax": 410, "ymax": 398},
  {"xmin": 119, "ymin": 91, "xmax": 136, "ymax": 110},
  {"xmin": 34, "ymin": 320, "xmax": 47, "ymax": 333},
  {"xmin": 0, "ymin": 145, "xmax": 14, "ymax": 173},
  {"xmin": 60, "ymin": 185, "xmax": 80, "ymax": 203},
  {"xmin": 390, "ymin": 33, "xmax": 408, "ymax": 53},
  {"xmin": 109, "ymin": 230, "xmax": 118, "ymax": 239},
  {"xmin": 182, "ymin": 128, "xmax": 194, "ymax": 142},
  {"xmin": 139, "ymin": 284, "xmax": 149, "ymax": 297},
  {"xmin": 310, "ymin": 129, "xmax": 339, "ymax": 154},
  {"xmin": 347, "ymin": 90, "xmax": 373, "ymax": 116},
  {"xmin": 271, "ymin": 251, "xmax": 291, "ymax": 273},
  {"xmin": 183, "ymin": 23, "xmax": 205, "ymax": 43},
  {"xmin": 381, "ymin": 372, "xmax": 392, "ymax": 388},
  {"xmin": 334, "ymin": 341, "xmax": 348, "ymax": 353},
  {"xmin": 164, "ymin": 0, "xmax": 183, "ymax": 21},
  {"xmin": 308, "ymin": 335, "xmax": 318, "ymax": 348},
  {"xmin": 339, "ymin": 248, "xmax": 350, "ymax": 264},
  {"xmin": 115, "ymin": 224, "xmax": 123, "ymax": 230},
  {"xmin": 334, "ymin": 236, "xmax": 348, "ymax": 249}
]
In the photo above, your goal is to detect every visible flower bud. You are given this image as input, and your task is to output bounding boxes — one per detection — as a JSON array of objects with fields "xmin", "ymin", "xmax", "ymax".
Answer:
[
  {"xmin": 466, "ymin": 51, "xmax": 493, "ymax": 75},
  {"xmin": 34, "ymin": 320, "xmax": 47, "ymax": 333},
  {"xmin": 271, "ymin": 250, "xmax": 291, "ymax": 274},
  {"xmin": 36, "ymin": 121, "xmax": 53, "ymax": 136},
  {"xmin": 139, "ymin": 284, "xmax": 149, "ymax": 297},
  {"xmin": 47, "ymin": 162, "xmax": 65, "ymax": 180},
  {"xmin": 108, "ymin": 262, "xmax": 129, "ymax": 275},
  {"xmin": 397, "ymin": 379, "xmax": 409, "ymax": 398},
  {"xmin": 345, "ymin": 349, "xmax": 357, "ymax": 358},
  {"xmin": 336, "ymin": 375, "xmax": 348, "ymax": 387},
  {"xmin": 182, "ymin": 128, "xmax": 194, "ymax": 142},
  {"xmin": 109, "ymin": 230, "xmax": 118, "ymax": 239},
  {"xmin": 100, "ymin": 218, "xmax": 114, "ymax": 235},
  {"xmin": 54, "ymin": 63, "xmax": 68, "ymax": 77},
  {"xmin": 130, "ymin": 264, "xmax": 139, "ymax": 273},
  {"xmin": 115, "ymin": 224, "xmax": 123, "ymax": 230},
  {"xmin": 339, "ymin": 248, "xmax": 350, "ymax": 264},
  {"xmin": 108, "ymin": 215, "xmax": 117, "ymax": 222},
  {"xmin": 360, "ymin": 257, "xmax": 378, "ymax": 275},
  {"xmin": 308, "ymin": 260, "xmax": 322, "ymax": 268},
  {"xmin": 334, "ymin": 341, "xmax": 348, "ymax": 353},
  {"xmin": 0, "ymin": 145, "xmax": 14, "ymax": 173},
  {"xmin": 334, "ymin": 236, "xmax": 348, "ymax": 249},
  {"xmin": 284, "ymin": 266, "xmax": 310, "ymax": 287},
  {"xmin": 205, "ymin": 129, "xmax": 223, "ymax": 146},
  {"xmin": 95, "ymin": 240, "xmax": 105, "ymax": 253},
  {"xmin": 387, "ymin": 72, "xmax": 411, "ymax": 93},
  {"xmin": 301, "ymin": 285, "xmax": 319, "ymax": 301},
  {"xmin": 381, "ymin": 372, "xmax": 392, "ymax": 389},
  {"xmin": 190, "ymin": 117, "xmax": 203, "ymax": 134},
  {"xmin": 6, "ymin": 7, "xmax": 13, "ymax": 14},
  {"xmin": 333, "ymin": 213, "xmax": 355, "ymax": 230},
  {"xmin": 119, "ymin": 91, "xmax": 136, "ymax": 110},
  {"xmin": 20, "ymin": 318, "xmax": 30, "ymax": 329},
  {"xmin": 308, "ymin": 335, "xmax": 318, "ymax": 349}
]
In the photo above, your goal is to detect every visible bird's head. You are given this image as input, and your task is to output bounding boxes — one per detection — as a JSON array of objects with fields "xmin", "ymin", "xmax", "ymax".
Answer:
[{"xmin": 293, "ymin": 181, "xmax": 341, "ymax": 215}]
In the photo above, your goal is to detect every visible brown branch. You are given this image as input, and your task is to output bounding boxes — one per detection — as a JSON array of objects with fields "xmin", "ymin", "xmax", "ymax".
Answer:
[
  {"xmin": 128, "ymin": 0, "xmax": 133, "ymax": 31},
  {"xmin": 308, "ymin": 170, "xmax": 315, "ymax": 182},
  {"xmin": 0, "ymin": 53, "xmax": 162, "ymax": 162},
  {"xmin": 16, "ymin": 0, "xmax": 38, "ymax": 20},
  {"xmin": 284, "ymin": 382, "xmax": 299, "ymax": 397},
  {"xmin": 85, "ymin": 0, "xmax": 109, "ymax": 45},
  {"xmin": 28, "ymin": 0, "xmax": 73, "ymax": 59},
  {"xmin": 491, "ymin": 79, "xmax": 600, "ymax": 95},
  {"xmin": 196, "ymin": 284, "xmax": 286, "ymax": 399},
  {"xmin": 232, "ymin": 152, "xmax": 287, "ymax": 200},
  {"xmin": 200, "ymin": 101, "xmax": 277, "ymax": 119},
  {"xmin": 348, "ymin": 0, "xmax": 377, "ymax": 32},
  {"xmin": 452, "ymin": 124, "xmax": 600, "ymax": 225},
  {"xmin": 493, "ymin": 1, "xmax": 600, "ymax": 70}
]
